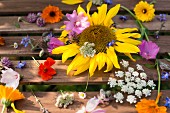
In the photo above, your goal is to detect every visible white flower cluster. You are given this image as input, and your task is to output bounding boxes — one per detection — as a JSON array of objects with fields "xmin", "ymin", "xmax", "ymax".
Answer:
[{"xmin": 108, "ymin": 60, "xmax": 156, "ymax": 104}]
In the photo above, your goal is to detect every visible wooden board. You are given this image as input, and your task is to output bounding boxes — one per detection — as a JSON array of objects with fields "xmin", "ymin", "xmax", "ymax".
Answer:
[
  {"xmin": 0, "ymin": 35, "xmax": 169, "ymax": 56},
  {"xmin": 0, "ymin": 0, "xmax": 169, "ymax": 15},
  {"xmin": 3, "ymin": 91, "xmax": 170, "ymax": 113},
  {"xmin": 0, "ymin": 15, "xmax": 170, "ymax": 34}
]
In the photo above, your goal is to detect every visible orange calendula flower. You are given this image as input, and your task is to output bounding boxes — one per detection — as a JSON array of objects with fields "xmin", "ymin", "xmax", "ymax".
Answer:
[
  {"xmin": 136, "ymin": 93, "xmax": 167, "ymax": 113},
  {"xmin": 41, "ymin": 5, "xmax": 63, "ymax": 23},
  {"xmin": 0, "ymin": 36, "xmax": 5, "ymax": 45}
]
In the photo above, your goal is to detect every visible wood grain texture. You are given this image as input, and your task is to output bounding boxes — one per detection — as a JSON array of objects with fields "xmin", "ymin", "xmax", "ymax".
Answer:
[
  {"xmin": 0, "ymin": 0, "xmax": 169, "ymax": 15},
  {"xmin": 3, "ymin": 91, "xmax": 170, "ymax": 113},
  {"xmin": 0, "ymin": 35, "xmax": 169, "ymax": 56},
  {"xmin": 0, "ymin": 15, "xmax": 170, "ymax": 34}
]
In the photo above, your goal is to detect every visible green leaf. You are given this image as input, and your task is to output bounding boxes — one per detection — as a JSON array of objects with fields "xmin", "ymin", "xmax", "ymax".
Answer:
[
  {"xmin": 14, "ymin": 22, "xmax": 20, "ymax": 28},
  {"xmin": 144, "ymin": 64, "xmax": 155, "ymax": 69}
]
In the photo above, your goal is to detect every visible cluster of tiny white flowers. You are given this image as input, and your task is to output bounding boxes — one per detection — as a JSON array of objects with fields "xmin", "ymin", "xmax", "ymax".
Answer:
[{"xmin": 107, "ymin": 60, "xmax": 156, "ymax": 104}]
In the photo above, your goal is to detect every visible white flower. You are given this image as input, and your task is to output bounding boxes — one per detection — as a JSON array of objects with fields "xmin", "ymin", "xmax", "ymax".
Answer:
[
  {"xmin": 115, "ymin": 71, "xmax": 124, "ymax": 78},
  {"xmin": 117, "ymin": 80, "xmax": 124, "ymax": 87},
  {"xmin": 142, "ymin": 89, "xmax": 151, "ymax": 97},
  {"xmin": 127, "ymin": 87, "xmax": 134, "ymax": 94},
  {"xmin": 130, "ymin": 76, "xmax": 135, "ymax": 82},
  {"xmin": 121, "ymin": 85, "xmax": 128, "ymax": 93},
  {"xmin": 1, "ymin": 68, "xmax": 20, "ymax": 89},
  {"xmin": 125, "ymin": 72, "xmax": 131, "ymax": 77},
  {"xmin": 147, "ymin": 80, "xmax": 156, "ymax": 89},
  {"xmin": 78, "ymin": 92, "xmax": 86, "ymax": 99},
  {"xmin": 136, "ymin": 84, "xmax": 143, "ymax": 90},
  {"xmin": 135, "ymin": 77, "xmax": 141, "ymax": 83},
  {"xmin": 128, "ymin": 67, "xmax": 134, "ymax": 73},
  {"xmin": 120, "ymin": 60, "xmax": 129, "ymax": 68},
  {"xmin": 126, "ymin": 95, "xmax": 136, "ymax": 104},
  {"xmin": 125, "ymin": 77, "xmax": 131, "ymax": 82},
  {"xmin": 140, "ymin": 80, "xmax": 147, "ymax": 87},
  {"xmin": 136, "ymin": 64, "xmax": 144, "ymax": 71},
  {"xmin": 127, "ymin": 82, "xmax": 136, "ymax": 88},
  {"xmin": 140, "ymin": 72, "xmax": 147, "ymax": 79},
  {"xmin": 114, "ymin": 92, "xmax": 124, "ymax": 103},
  {"xmin": 108, "ymin": 77, "xmax": 117, "ymax": 88},
  {"xmin": 132, "ymin": 71, "xmax": 139, "ymax": 77},
  {"xmin": 135, "ymin": 90, "xmax": 142, "ymax": 98}
]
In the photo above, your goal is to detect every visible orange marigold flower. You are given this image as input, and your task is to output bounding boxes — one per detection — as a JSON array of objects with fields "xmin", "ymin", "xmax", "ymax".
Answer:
[
  {"xmin": 0, "ymin": 36, "xmax": 5, "ymax": 45},
  {"xmin": 41, "ymin": 5, "xmax": 63, "ymax": 23},
  {"xmin": 38, "ymin": 57, "xmax": 56, "ymax": 81}
]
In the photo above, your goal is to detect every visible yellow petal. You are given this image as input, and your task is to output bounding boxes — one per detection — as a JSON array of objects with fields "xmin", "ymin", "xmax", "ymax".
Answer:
[
  {"xmin": 91, "ymin": 12, "xmax": 98, "ymax": 25},
  {"xmin": 104, "ymin": 4, "xmax": 120, "ymax": 27},
  {"xmin": 86, "ymin": 1, "xmax": 92, "ymax": 25},
  {"xmin": 96, "ymin": 52, "xmax": 106, "ymax": 70},
  {"xmin": 115, "ymin": 42, "xmax": 140, "ymax": 53},
  {"xmin": 11, "ymin": 103, "xmax": 25, "ymax": 113},
  {"xmin": 62, "ymin": 0, "xmax": 84, "ymax": 5},
  {"xmin": 89, "ymin": 55, "xmax": 97, "ymax": 77},
  {"xmin": 116, "ymin": 28, "xmax": 138, "ymax": 34},
  {"xmin": 116, "ymin": 33, "xmax": 141, "ymax": 39},
  {"xmin": 74, "ymin": 62, "xmax": 90, "ymax": 75},
  {"xmin": 60, "ymin": 30, "xmax": 69, "ymax": 38},
  {"xmin": 97, "ymin": 4, "xmax": 107, "ymax": 25},
  {"xmin": 116, "ymin": 37, "xmax": 141, "ymax": 45},
  {"xmin": 107, "ymin": 47, "xmax": 120, "ymax": 68},
  {"xmin": 124, "ymin": 53, "xmax": 136, "ymax": 62},
  {"xmin": 104, "ymin": 55, "xmax": 113, "ymax": 72},
  {"xmin": 77, "ymin": 5, "xmax": 86, "ymax": 14},
  {"xmin": 58, "ymin": 37, "xmax": 68, "ymax": 44},
  {"xmin": 62, "ymin": 48, "xmax": 79, "ymax": 63}
]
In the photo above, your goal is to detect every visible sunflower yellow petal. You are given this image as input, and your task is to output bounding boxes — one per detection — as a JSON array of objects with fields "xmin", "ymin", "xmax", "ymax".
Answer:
[
  {"xmin": 86, "ymin": 1, "xmax": 92, "ymax": 25},
  {"xmin": 115, "ymin": 42, "xmax": 140, "ymax": 53},
  {"xmin": 104, "ymin": 55, "xmax": 113, "ymax": 72},
  {"xmin": 104, "ymin": 4, "xmax": 120, "ymax": 27},
  {"xmin": 89, "ymin": 55, "xmax": 97, "ymax": 77},
  {"xmin": 107, "ymin": 47, "xmax": 120, "ymax": 69},
  {"xmin": 116, "ymin": 37, "xmax": 141, "ymax": 45},
  {"xmin": 77, "ymin": 5, "xmax": 86, "ymax": 14},
  {"xmin": 124, "ymin": 53, "xmax": 136, "ymax": 62},
  {"xmin": 97, "ymin": 4, "xmax": 107, "ymax": 25},
  {"xmin": 91, "ymin": 12, "xmax": 98, "ymax": 25},
  {"xmin": 62, "ymin": 0, "xmax": 84, "ymax": 5},
  {"xmin": 116, "ymin": 33, "xmax": 141, "ymax": 39},
  {"xmin": 74, "ymin": 62, "xmax": 90, "ymax": 75},
  {"xmin": 11, "ymin": 103, "xmax": 25, "ymax": 113},
  {"xmin": 116, "ymin": 28, "xmax": 138, "ymax": 34},
  {"xmin": 96, "ymin": 52, "xmax": 106, "ymax": 70},
  {"xmin": 62, "ymin": 48, "xmax": 79, "ymax": 63}
]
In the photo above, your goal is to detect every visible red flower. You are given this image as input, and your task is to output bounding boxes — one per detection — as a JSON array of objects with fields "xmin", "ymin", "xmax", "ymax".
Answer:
[{"xmin": 38, "ymin": 57, "xmax": 56, "ymax": 81}]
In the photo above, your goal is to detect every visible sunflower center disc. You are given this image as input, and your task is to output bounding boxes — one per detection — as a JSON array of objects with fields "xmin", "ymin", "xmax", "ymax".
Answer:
[
  {"xmin": 77, "ymin": 25, "xmax": 116, "ymax": 53},
  {"xmin": 142, "ymin": 9, "xmax": 147, "ymax": 14},
  {"xmin": 49, "ymin": 11, "xmax": 56, "ymax": 17}
]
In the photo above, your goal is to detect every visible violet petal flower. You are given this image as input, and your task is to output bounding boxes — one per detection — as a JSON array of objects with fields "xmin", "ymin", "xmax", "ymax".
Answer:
[
  {"xmin": 104, "ymin": 0, "xmax": 113, "ymax": 5},
  {"xmin": 157, "ymin": 14, "xmax": 167, "ymax": 22},
  {"xmin": 1, "ymin": 68, "xmax": 20, "ymax": 89},
  {"xmin": 164, "ymin": 97, "xmax": 170, "ymax": 108},
  {"xmin": 47, "ymin": 37, "xmax": 64, "ymax": 53},
  {"xmin": 161, "ymin": 72, "xmax": 169, "ymax": 79},
  {"xmin": 138, "ymin": 40, "xmax": 160, "ymax": 60},
  {"xmin": 119, "ymin": 16, "xmax": 128, "ymax": 21},
  {"xmin": 21, "ymin": 36, "xmax": 30, "ymax": 47},
  {"xmin": 16, "ymin": 61, "xmax": 26, "ymax": 69}
]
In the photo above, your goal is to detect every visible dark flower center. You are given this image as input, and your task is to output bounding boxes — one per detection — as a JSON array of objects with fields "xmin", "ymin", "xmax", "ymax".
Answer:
[
  {"xmin": 142, "ymin": 9, "xmax": 147, "ymax": 14},
  {"xmin": 43, "ymin": 68, "xmax": 48, "ymax": 73},
  {"xmin": 49, "ymin": 11, "xmax": 56, "ymax": 17}
]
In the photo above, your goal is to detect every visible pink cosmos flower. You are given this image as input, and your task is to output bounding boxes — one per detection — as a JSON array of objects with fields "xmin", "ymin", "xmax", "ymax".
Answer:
[
  {"xmin": 138, "ymin": 40, "xmax": 160, "ymax": 60},
  {"xmin": 47, "ymin": 37, "xmax": 64, "ymax": 53},
  {"xmin": 0, "ymin": 67, "xmax": 20, "ymax": 89},
  {"xmin": 76, "ymin": 97, "xmax": 105, "ymax": 113},
  {"xmin": 64, "ymin": 10, "xmax": 90, "ymax": 39}
]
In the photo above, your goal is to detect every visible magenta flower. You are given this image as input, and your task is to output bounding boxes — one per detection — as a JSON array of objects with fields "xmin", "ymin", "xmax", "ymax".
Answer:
[
  {"xmin": 64, "ymin": 10, "xmax": 90, "ymax": 39},
  {"xmin": 47, "ymin": 37, "xmax": 64, "ymax": 53},
  {"xmin": 138, "ymin": 40, "xmax": 160, "ymax": 60}
]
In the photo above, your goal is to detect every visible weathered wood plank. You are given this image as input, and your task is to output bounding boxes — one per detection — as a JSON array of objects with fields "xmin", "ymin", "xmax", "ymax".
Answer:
[
  {"xmin": 0, "ymin": 35, "xmax": 169, "ymax": 56},
  {"xmin": 0, "ymin": 15, "xmax": 169, "ymax": 34},
  {"xmin": 0, "ymin": 0, "xmax": 169, "ymax": 15},
  {"xmin": 7, "ymin": 59, "xmax": 161, "ymax": 85},
  {"xmin": 4, "ymin": 91, "xmax": 170, "ymax": 113}
]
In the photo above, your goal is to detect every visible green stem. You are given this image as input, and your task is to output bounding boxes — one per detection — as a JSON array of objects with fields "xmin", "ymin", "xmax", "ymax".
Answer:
[
  {"xmin": 156, "ymin": 59, "xmax": 161, "ymax": 103},
  {"xmin": 120, "ymin": 6, "xmax": 137, "ymax": 20},
  {"xmin": 144, "ymin": 32, "xmax": 150, "ymax": 41},
  {"xmin": 32, "ymin": 56, "xmax": 40, "ymax": 67},
  {"xmin": 84, "ymin": 74, "xmax": 89, "ymax": 92},
  {"xmin": 1, "ymin": 105, "xmax": 6, "ymax": 113}
]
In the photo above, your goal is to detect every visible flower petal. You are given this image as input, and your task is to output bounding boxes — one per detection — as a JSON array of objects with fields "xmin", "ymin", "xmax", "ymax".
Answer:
[
  {"xmin": 115, "ymin": 28, "xmax": 138, "ymax": 34},
  {"xmin": 77, "ymin": 5, "xmax": 86, "ymax": 14},
  {"xmin": 96, "ymin": 52, "xmax": 106, "ymax": 70},
  {"xmin": 97, "ymin": 4, "xmax": 107, "ymax": 25},
  {"xmin": 86, "ymin": 1, "xmax": 92, "ymax": 25},
  {"xmin": 124, "ymin": 53, "xmax": 136, "ymax": 61},
  {"xmin": 104, "ymin": 55, "xmax": 113, "ymax": 72},
  {"xmin": 91, "ymin": 12, "xmax": 98, "ymax": 25},
  {"xmin": 74, "ymin": 62, "xmax": 90, "ymax": 75},
  {"xmin": 86, "ymin": 97, "xmax": 100, "ymax": 112},
  {"xmin": 89, "ymin": 55, "xmax": 98, "ymax": 77},
  {"xmin": 116, "ymin": 37, "xmax": 141, "ymax": 45},
  {"xmin": 62, "ymin": 0, "xmax": 83, "ymax": 5},
  {"xmin": 11, "ymin": 103, "xmax": 25, "ymax": 113}
]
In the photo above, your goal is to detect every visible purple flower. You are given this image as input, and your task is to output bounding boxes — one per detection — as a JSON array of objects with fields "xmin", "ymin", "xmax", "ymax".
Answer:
[
  {"xmin": 1, "ymin": 57, "xmax": 13, "ymax": 68},
  {"xmin": 26, "ymin": 13, "xmax": 38, "ymax": 23},
  {"xmin": 138, "ymin": 40, "xmax": 160, "ymax": 60},
  {"xmin": 161, "ymin": 72, "xmax": 169, "ymax": 79},
  {"xmin": 64, "ymin": 10, "xmax": 90, "ymax": 39},
  {"xmin": 119, "ymin": 16, "xmax": 128, "ymax": 21},
  {"xmin": 16, "ymin": 61, "xmax": 26, "ymax": 69},
  {"xmin": 164, "ymin": 97, "xmax": 170, "ymax": 108},
  {"xmin": 36, "ymin": 17, "xmax": 46, "ymax": 27},
  {"xmin": 104, "ymin": 0, "xmax": 113, "ymax": 5},
  {"xmin": 47, "ymin": 37, "xmax": 64, "ymax": 53},
  {"xmin": 157, "ymin": 14, "xmax": 167, "ymax": 22},
  {"xmin": 20, "ymin": 36, "xmax": 30, "ymax": 47}
]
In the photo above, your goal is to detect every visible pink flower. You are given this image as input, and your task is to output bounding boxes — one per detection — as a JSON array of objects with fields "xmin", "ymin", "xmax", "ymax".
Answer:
[
  {"xmin": 64, "ymin": 10, "xmax": 90, "ymax": 39},
  {"xmin": 0, "ymin": 67, "xmax": 20, "ymax": 89},
  {"xmin": 76, "ymin": 97, "xmax": 105, "ymax": 113},
  {"xmin": 47, "ymin": 37, "xmax": 64, "ymax": 53},
  {"xmin": 138, "ymin": 40, "xmax": 160, "ymax": 60}
]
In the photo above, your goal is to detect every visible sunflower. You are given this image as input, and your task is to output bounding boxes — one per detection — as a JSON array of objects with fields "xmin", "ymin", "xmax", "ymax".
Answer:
[
  {"xmin": 62, "ymin": 0, "xmax": 84, "ymax": 5},
  {"xmin": 41, "ymin": 5, "xmax": 63, "ymax": 23},
  {"xmin": 134, "ymin": 1, "xmax": 155, "ymax": 22},
  {"xmin": 52, "ymin": 2, "xmax": 141, "ymax": 76}
]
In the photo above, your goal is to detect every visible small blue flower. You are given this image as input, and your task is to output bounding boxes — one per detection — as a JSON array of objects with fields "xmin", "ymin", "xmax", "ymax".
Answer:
[
  {"xmin": 164, "ymin": 97, "xmax": 170, "ymax": 108},
  {"xmin": 16, "ymin": 61, "xmax": 26, "ymax": 69},
  {"xmin": 161, "ymin": 72, "xmax": 169, "ymax": 79},
  {"xmin": 157, "ymin": 14, "xmax": 167, "ymax": 22},
  {"xmin": 107, "ymin": 40, "xmax": 115, "ymax": 47},
  {"xmin": 104, "ymin": 0, "xmax": 112, "ymax": 5},
  {"xmin": 119, "ymin": 16, "xmax": 128, "ymax": 21},
  {"xmin": 20, "ymin": 36, "xmax": 30, "ymax": 47}
]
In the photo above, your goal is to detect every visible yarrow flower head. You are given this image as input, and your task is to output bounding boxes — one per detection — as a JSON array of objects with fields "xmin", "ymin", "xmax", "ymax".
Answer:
[{"xmin": 138, "ymin": 40, "xmax": 160, "ymax": 60}]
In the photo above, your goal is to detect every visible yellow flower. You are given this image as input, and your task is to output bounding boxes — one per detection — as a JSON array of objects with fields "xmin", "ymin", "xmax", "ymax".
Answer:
[
  {"xmin": 134, "ymin": 1, "xmax": 155, "ymax": 22},
  {"xmin": 62, "ymin": 0, "xmax": 84, "ymax": 5},
  {"xmin": 52, "ymin": 2, "xmax": 141, "ymax": 76}
]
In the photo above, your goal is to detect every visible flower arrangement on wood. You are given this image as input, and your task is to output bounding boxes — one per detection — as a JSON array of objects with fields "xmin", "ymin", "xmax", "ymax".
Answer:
[{"xmin": 52, "ymin": 2, "xmax": 141, "ymax": 76}]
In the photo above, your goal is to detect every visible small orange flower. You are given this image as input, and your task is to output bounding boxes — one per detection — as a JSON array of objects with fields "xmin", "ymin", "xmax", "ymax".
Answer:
[
  {"xmin": 41, "ymin": 5, "xmax": 63, "ymax": 23},
  {"xmin": 0, "ymin": 36, "xmax": 5, "ymax": 45}
]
